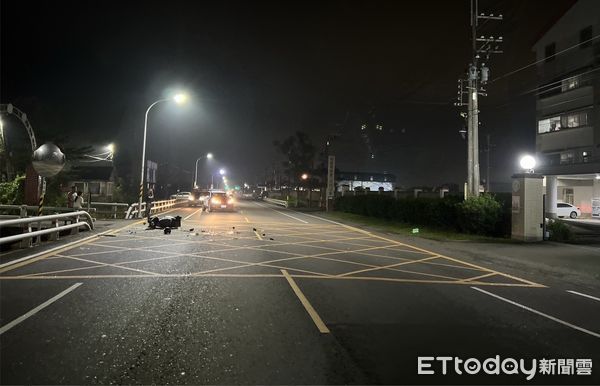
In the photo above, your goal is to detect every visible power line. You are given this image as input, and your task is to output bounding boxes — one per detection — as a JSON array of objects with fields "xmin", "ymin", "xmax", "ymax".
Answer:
[{"xmin": 489, "ymin": 34, "xmax": 600, "ymax": 83}]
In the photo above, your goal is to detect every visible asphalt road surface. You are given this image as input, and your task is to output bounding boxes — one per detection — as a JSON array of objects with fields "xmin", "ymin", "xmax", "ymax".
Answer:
[{"xmin": 1, "ymin": 201, "xmax": 599, "ymax": 385}]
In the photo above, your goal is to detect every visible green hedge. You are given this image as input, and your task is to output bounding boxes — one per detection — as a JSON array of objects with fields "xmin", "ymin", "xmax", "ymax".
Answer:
[
  {"xmin": 547, "ymin": 220, "xmax": 575, "ymax": 242},
  {"xmin": 0, "ymin": 175, "xmax": 25, "ymax": 204},
  {"xmin": 335, "ymin": 194, "xmax": 510, "ymax": 237}
]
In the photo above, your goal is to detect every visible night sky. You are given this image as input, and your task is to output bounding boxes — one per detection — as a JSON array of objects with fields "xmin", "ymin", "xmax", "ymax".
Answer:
[{"xmin": 1, "ymin": 0, "xmax": 575, "ymax": 190}]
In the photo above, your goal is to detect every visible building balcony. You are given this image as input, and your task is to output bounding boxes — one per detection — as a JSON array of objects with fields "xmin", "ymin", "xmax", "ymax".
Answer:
[
  {"xmin": 537, "ymin": 43, "xmax": 597, "ymax": 82},
  {"xmin": 537, "ymin": 85, "xmax": 594, "ymax": 117},
  {"xmin": 536, "ymin": 125, "xmax": 595, "ymax": 153}
]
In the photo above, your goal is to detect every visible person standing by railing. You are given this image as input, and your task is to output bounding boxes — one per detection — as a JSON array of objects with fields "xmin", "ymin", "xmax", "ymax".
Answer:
[
  {"xmin": 66, "ymin": 186, "xmax": 76, "ymax": 208},
  {"xmin": 73, "ymin": 191, "xmax": 84, "ymax": 209}
]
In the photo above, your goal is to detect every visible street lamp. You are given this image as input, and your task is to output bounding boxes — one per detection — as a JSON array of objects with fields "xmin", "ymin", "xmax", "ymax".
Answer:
[
  {"xmin": 519, "ymin": 155, "xmax": 536, "ymax": 173},
  {"xmin": 138, "ymin": 92, "xmax": 188, "ymax": 217},
  {"xmin": 301, "ymin": 173, "xmax": 308, "ymax": 180},
  {"xmin": 194, "ymin": 152, "xmax": 213, "ymax": 188}
]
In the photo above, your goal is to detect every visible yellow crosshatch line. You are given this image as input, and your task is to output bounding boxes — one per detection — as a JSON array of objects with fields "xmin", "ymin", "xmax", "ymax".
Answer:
[{"xmin": 0, "ymin": 219, "xmax": 544, "ymax": 288}]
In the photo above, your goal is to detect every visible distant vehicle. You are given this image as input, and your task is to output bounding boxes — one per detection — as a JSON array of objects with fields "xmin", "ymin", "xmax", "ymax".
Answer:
[
  {"xmin": 188, "ymin": 189, "xmax": 209, "ymax": 207},
  {"xmin": 557, "ymin": 202, "xmax": 581, "ymax": 219},
  {"xmin": 170, "ymin": 191, "xmax": 191, "ymax": 200},
  {"xmin": 241, "ymin": 192, "xmax": 255, "ymax": 200},
  {"xmin": 204, "ymin": 190, "xmax": 236, "ymax": 212}
]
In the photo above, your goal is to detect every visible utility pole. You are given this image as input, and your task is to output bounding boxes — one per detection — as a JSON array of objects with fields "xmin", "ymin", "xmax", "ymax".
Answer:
[{"xmin": 456, "ymin": 0, "xmax": 503, "ymax": 198}]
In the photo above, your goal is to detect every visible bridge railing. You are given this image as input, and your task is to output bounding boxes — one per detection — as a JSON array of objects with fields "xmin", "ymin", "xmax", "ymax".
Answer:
[
  {"xmin": 0, "ymin": 211, "xmax": 94, "ymax": 248},
  {"xmin": 263, "ymin": 197, "xmax": 289, "ymax": 208},
  {"xmin": 90, "ymin": 202, "xmax": 130, "ymax": 219},
  {"xmin": 0, "ymin": 204, "xmax": 96, "ymax": 218},
  {"xmin": 125, "ymin": 198, "xmax": 187, "ymax": 219}
]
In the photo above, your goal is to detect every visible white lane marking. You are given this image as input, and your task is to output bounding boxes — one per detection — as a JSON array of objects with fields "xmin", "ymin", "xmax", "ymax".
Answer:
[
  {"xmin": 254, "ymin": 202, "xmax": 308, "ymax": 224},
  {"xmin": 254, "ymin": 230, "xmax": 263, "ymax": 240},
  {"xmin": 567, "ymin": 290, "xmax": 600, "ymax": 303},
  {"xmin": 281, "ymin": 269, "xmax": 330, "ymax": 333},
  {"xmin": 0, "ymin": 282, "xmax": 83, "ymax": 335},
  {"xmin": 184, "ymin": 208, "xmax": 203, "ymax": 220},
  {"xmin": 471, "ymin": 286, "xmax": 600, "ymax": 339},
  {"xmin": 299, "ymin": 212, "xmax": 348, "ymax": 226}
]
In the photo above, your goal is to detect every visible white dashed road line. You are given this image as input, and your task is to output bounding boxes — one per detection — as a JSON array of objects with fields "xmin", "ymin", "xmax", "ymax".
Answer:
[
  {"xmin": 254, "ymin": 202, "xmax": 308, "ymax": 224},
  {"xmin": 184, "ymin": 208, "xmax": 203, "ymax": 220},
  {"xmin": 567, "ymin": 290, "xmax": 600, "ymax": 303},
  {"xmin": 471, "ymin": 286, "xmax": 600, "ymax": 339},
  {"xmin": 0, "ymin": 283, "xmax": 83, "ymax": 335}
]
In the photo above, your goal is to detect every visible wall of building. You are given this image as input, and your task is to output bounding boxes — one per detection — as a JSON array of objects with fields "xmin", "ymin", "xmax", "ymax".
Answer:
[{"xmin": 533, "ymin": 0, "xmax": 600, "ymax": 176}]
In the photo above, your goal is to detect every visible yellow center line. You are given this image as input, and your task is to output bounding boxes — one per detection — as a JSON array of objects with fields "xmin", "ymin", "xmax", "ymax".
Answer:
[
  {"xmin": 337, "ymin": 255, "xmax": 442, "ymax": 277},
  {"xmin": 281, "ymin": 269, "xmax": 330, "ymax": 334},
  {"xmin": 459, "ymin": 272, "xmax": 498, "ymax": 283},
  {"xmin": 245, "ymin": 217, "xmax": 250, "ymax": 223}
]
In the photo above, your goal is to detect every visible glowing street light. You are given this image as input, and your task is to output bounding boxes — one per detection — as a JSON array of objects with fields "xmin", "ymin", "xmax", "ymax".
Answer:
[
  {"xmin": 138, "ymin": 92, "xmax": 188, "ymax": 217},
  {"xmin": 219, "ymin": 168, "xmax": 226, "ymax": 176},
  {"xmin": 301, "ymin": 173, "xmax": 309, "ymax": 180},
  {"xmin": 194, "ymin": 152, "xmax": 214, "ymax": 188},
  {"xmin": 519, "ymin": 155, "xmax": 536, "ymax": 173},
  {"xmin": 173, "ymin": 93, "xmax": 188, "ymax": 104}
]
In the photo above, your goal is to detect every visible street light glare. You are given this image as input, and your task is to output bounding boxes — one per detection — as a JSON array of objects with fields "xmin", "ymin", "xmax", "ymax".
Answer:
[
  {"xmin": 219, "ymin": 168, "xmax": 226, "ymax": 175},
  {"xmin": 106, "ymin": 143, "xmax": 115, "ymax": 153},
  {"xmin": 519, "ymin": 155, "xmax": 536, "ymax": 171},
  {"xmin": 301, "ymin": 173, "xmax": 308, "ymax": 180},
  {"xmin": 173, "ymin": 93, "xmax": 188, "ymax": 104},
  {"xmin": 206, "ymin": 153, "xmax": 213, "ymax": 159}
]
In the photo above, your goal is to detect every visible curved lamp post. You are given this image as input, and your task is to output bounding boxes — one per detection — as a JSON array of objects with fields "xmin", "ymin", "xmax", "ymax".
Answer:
[
  {"xmin": 194, "ymin": 152, "xmax": 213, "ymax": 188},
  {"xmin": 138, "ymin": 93, "xmax": 187, "ymax": 217}
]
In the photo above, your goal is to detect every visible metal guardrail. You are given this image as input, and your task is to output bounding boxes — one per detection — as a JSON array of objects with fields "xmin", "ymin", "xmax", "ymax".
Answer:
[
  {"xmin": 0, "ymin": 204, "xmax": 96, "ymax": 217},
  {"xmin": 263, "ymin": 197, "xmax": 289, "ymax": 208},
  {"xmin": 125, "ymin": 198, "xmax": 187, "ymax": 219},
  {"xmin": 0, "ymin": 211, "xmax": 94, "ymax": 248}
]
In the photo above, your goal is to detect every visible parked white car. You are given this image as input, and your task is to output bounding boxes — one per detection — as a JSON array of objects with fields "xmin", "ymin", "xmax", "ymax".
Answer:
[
  {"xmin": 170, "ymin": 191, "xmax": 191, "ymax": 200},
  {"xmin": 557, "ymin": 202, "xmax": 581, "ymax": 219}
]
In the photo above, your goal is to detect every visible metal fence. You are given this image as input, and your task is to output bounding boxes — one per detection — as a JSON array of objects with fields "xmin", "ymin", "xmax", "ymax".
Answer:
[
  {"xmin": 0, "ymin": 211, "xmax": 94, "ymax": 248},
  {"xmin": 125, "ymin": 198, "xmax": 187, "ymax": 219}
]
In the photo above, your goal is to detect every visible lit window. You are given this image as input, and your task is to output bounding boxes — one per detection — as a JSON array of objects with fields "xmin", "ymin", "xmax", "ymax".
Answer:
[
  {"xmin": 565, "ymin": 111, "xmax": 588, "ymax": 128},
  {"xmin": 561, "ymin": 75, "xmax": 580, "ymax": 92},
  {"xmin": 538, "ymin": 116, "xmax": 560, "ymax": 133},
  {"xmin": 583, "ymin": 151, "xmax": 590, "ymax": 163},
  {"xmin": 560, "ymin": 152, "xmax": 574, "ymax": 165}
]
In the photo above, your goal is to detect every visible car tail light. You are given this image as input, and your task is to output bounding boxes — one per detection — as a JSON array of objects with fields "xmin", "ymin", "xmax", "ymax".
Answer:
[
  {"xmin": 227, "ymin": 198, "xmax": 234, "ymax": 205},
  {"xmin": 211, "ymin": 197, "xmax": 221, "ymax": 204}
]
